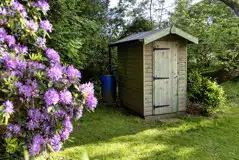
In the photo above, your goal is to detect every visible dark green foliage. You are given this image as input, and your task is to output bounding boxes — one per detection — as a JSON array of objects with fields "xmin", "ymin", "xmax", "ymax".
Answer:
[
  {"xmin": 48, "ymin": 0, "xmax": 110, "ymax": 75},
  {"xmin": 171, "ymin": 0, "xmax": 239, "ymax": 74},
  {"xmin": 121, "ymin": 17, "xmax": 155, "ymax": 37},
  {"xmin": 187, "ymin": 72, "xmax": 225, "ymax": 115}
]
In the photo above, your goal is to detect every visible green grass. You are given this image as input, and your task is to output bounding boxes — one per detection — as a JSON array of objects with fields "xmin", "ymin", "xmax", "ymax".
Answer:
[{"xmin": 48, "ymin": 78, "xmax": 239, "ymax": 160}]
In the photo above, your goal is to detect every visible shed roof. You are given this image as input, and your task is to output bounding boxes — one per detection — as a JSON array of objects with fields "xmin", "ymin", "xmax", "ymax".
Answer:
[{"xmin": 110, "ymin": 26, "xmax": 198, "ymax": 46}]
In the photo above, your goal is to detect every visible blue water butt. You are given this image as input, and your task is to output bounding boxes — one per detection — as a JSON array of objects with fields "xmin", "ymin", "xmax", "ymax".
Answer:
[{"xmin": 101, "ymin": 75, "xmax": 116, "ymax": 103}]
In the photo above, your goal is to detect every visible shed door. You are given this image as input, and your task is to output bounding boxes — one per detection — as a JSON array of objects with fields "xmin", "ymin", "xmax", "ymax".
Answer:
[{"xmin": 153, "ymin": 48, "xmax": 178, "ymax": 115}]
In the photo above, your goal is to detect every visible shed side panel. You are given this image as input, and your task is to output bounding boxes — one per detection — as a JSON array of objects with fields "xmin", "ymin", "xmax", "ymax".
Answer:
[
  {"xmin": 177, "ymin": 40, "xmax": 187, "ymax": 111},
  {"xmin": 144, "ymin": 43, "xmax": 153, "ymax": 116},
  {"xmin": 118, "ymin": 41, "xmax": 144, "ymax": 116}
]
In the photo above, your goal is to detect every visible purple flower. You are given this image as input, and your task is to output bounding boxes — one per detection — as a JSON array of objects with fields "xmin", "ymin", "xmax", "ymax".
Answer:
[
  {"xmin": 0, "ymin": 27, "xmax": 7, "ymax": 41},
  {"xmin": 46, "ymin": 48, "xmax": 60, "ymax": 63},
  {"xmin": 36, "ymin": 0, "xmax": 50, "ymax": 13},
  {"xmin": 26, "ymin": 119, "xmax": 39, "ymax": 130},
  {"xmin": 61, "ymin": 128, "xmax": 70, "ymax": 140},
  {"xmin": 44, "ymin": 89, "xmax": 59, "ymax": 106},
  {"xmin": 16, "ymin": 58, "xmax": 27, "ymax": 71},
  {"xmin": 59, "ymin": 90, "xmax": 73, "ymax": 105},
  {"xmin": 29, "ymin": 134, "xmax": 44, "ymax": 156},
  {"xmin": 28, "ymin": 109, "xmax": 42, "ymax": 121},
  {"xmin": 86, "ymin": 94, "xmax": 98, "ymax": 110},
  {"xmin": 26, "ymin": 20, "xmax": 38, "ymax": 32},
  {"xmin": 12, "ymin": 1, "xmax": 24, "ymax": 12},
  {"xmin": 36, "ymin": 37, "xmax": 46, "ymax": 49},
  {"xmin": 2, "ymin": 54, "xmax": 18, "ymax": 70},
  {"xmin": 12, "ymin": 1, "xmax": 27, "ymax": 17},
  {"xmin": 63, "ymin": 117, "xmax": 73, "ymax": 132},
  {"xmin": 28, "ymin": 62, "xmax": 46, "ymax": 70},
  {"xmin": 56, "ymin": 110, "xmax": 66, "ymax": 118},
  {"xmin": 47, "ymin": 135, "xmax": 62, "ymax": 152},
  {"xmin": 66, "ymin": 65, "xmax": 81, "ymax": 80},
  {"xmin": 13, "ymin": 45, "xmax": 28, "ymax": 54},
  {"xmin": 19, "ymin": 84, "xmax": 32, "ymax": 98},
  {"xmin": 0, "ymin": 7, "xmax": 7, "ymax": 15},
  {"xmin": 48, "ymin": 65, "xmax": 63, "ymax": 81},
  {"xmin": 3, "ymin": 100, "xmax": 14, "ymax": 115},
  {"xmin": 0, "ymin": 19, "xmax": 7, "ymax": 25},
  {"xmin": 40, "ymin": 20, "xmax": 52, "ymax": 32},
  {"xmin": 80, "ymin": 82, "xmax": 94, "ymax": 96},
  {"xmin": 76, "ymin": 107, "xmax": 83, "ymax": 119},
  {"xmin": 5, "ymin": 132, "xmax": 12, "ymax": 138},
  {"xmin": 5, "ymin": 35, "xmax": 16, "ymax": 46},
  {"xmin": 7, "ymin": 123, "xmax": 21, "ymax": 135}
]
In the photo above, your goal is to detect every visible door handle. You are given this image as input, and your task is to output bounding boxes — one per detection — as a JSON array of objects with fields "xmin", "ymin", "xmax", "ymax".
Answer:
[{"xmin": 174, "ymin": 75, "xmax": 178, "ymax": 78}]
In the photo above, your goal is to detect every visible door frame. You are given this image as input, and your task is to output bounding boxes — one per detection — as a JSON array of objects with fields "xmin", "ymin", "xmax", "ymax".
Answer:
[{"xmin": 152, "ymin": 46, "xmax": 179, "ymax": 115}]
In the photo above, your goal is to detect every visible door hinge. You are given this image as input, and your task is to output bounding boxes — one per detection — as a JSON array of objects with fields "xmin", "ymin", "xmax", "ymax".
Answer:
[
  {"xmin": 153, "ymin": 77, "xmax": 169, "ymax": 80},
  {"xmin": 153, "ymin": 48, "xmax": 169, "ymax": 51},
  {"xmin": 154, "ymin": 105, "xmax": 170, "ymax": 109}
]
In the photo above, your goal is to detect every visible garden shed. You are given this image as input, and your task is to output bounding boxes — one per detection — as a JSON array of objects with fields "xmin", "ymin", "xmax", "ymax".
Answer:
[{"xmin": 110, "ymin": 26, "xmax": 198, "ymax": 119}]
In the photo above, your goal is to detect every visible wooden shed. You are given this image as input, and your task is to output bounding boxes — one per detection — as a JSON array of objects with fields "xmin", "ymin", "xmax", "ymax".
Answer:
[{"xmin": 110, "ymin": 26, "xmax": 198, "ymax": 119}]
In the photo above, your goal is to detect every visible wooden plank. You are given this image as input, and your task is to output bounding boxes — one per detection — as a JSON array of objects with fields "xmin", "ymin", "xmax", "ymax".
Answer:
[{"xmin": 117, "ymin": 41, "xmax": 144, "ymax": 116}]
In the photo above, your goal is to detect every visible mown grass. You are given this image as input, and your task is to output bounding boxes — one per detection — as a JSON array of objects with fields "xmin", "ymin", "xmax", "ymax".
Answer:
[{"xmin": 48, "ymin": 78, "xmax": 239, "ymax": 160}]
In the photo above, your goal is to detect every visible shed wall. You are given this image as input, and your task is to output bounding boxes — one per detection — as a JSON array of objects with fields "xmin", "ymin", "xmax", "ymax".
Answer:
[
  {"xmin": 118, "ymin": 41, "xmax": 144, "ymax": 116},
  {"xmin": 143, "ymin": 36, "xmax": 187, "ymax": 116}
]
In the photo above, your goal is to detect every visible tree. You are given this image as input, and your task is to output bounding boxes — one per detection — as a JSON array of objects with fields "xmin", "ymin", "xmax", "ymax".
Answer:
[
  {"xmin": 220, "ymin": 0, "xmax": 239, "ymax": 16},
  {"xmin": 121, "ymin": 17, "xmax": 156, "ymax": 37},
  {"xmin": 171, "ymin": 0, "xmax": 239, "ymax": 75},
  {"xmin": 48, "ymin": 0, "xmax": 110, "ymax": 73}
]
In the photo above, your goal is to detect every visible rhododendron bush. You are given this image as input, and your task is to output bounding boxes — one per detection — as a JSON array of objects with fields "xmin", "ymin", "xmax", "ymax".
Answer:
[{"xmin": 0, "ymin": 0, "xmax": 97, "ymax": 158}]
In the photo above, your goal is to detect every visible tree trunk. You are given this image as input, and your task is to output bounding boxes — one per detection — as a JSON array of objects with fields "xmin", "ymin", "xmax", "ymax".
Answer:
[{"xmin": 220, "ymin": 0, "xmax": 239, "ymax": 16}]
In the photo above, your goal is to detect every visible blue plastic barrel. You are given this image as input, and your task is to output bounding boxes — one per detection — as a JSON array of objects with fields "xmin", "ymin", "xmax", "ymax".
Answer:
[{"xmin": 101, "ymin": 75, "xmax": 116, "ymax": 103}]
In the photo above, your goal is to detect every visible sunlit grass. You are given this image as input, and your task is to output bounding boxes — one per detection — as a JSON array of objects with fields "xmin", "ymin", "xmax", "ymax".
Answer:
[{"xmin": 47, "ymin": 78, "xmax": 239, "ymax": 160}]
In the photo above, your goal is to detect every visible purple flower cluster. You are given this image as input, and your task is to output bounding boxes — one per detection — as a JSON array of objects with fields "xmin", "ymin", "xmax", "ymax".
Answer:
[
  {"xmin": 47, "ymin": 135, "xmax": 62, "ymax": 152},
  {"xmin": 36, "ymin": 37, "xmax": 46, "ymax": 49},
  {"xmin": 44, "ymin": 89, "xmax": 59, "ymax": 106},
  {"xmin": 0, "ymin": 7, "xmax": 7, "ymax": 15},
  {"xmin": 86, "ymin": 94, "xmax": 98, "ymax": 110},
  {"xmin": 59, "ymin": 90, "xmax": 73, "ymax": 105},
  {"xmin": 29, "ymin": 134, "xmax": 44, "ymax": 156},
  {"xmin": 26, "ymin": 20, "xmax": 38, "ymax": 32},
  {"xmin": 26, "ymin": 109, "xmax": 42, "ymax": 130},
  {"xmin": 66, "ymin": 65, "xmax": 81, "ymax": 81},
  {"xmin": 6, "ymin": 123, "xmax": 21, "ymax": 137},
  {"xmin": 0, "ymin": 27, "xmax": 7, "ymax": 41},
  {"xmin": 12, "ymin": 1, "xmax": 27, "ymax": 17},
  {"xmin": 48, "ymin": 65, "xmax": 63, "ymax": 81},
  {"xmin": 3, "ymin": 100, "xmax": 14, "ymax": 115},
  {"xmin": 35, "ymin": 0, "xmax": 50, "ymax": 13},
  {"xmin": 0, "ymin": 0, "xmax": 98, "ymax": 157},
  {"xmin": 40, "ymin": 20, "xmax": 52, "ymax": 32},
  {"xmin": 13, "ymin": 45, "xmax": 28, "ymax": 54},
  {"xmin": 60, "ymin": 117, "xmax": 73, "ymax": 140},
  {"xmin": 46, "ymin": 48, "xmax": 60, "ymax": 63},
  {"xmin": 17, "ymin": 80, "xmax": 38, "ymax": 98},
  {"xmin": 76, "ymin": 107, "xmax": 83, "ymax": 120},
  {"xmin": 5, "ymin": 35, "xmax": 16, "ymax": 46},
  {"xmin": 80, "ymin": 82, "xmax": 98, "ymax": 110}
]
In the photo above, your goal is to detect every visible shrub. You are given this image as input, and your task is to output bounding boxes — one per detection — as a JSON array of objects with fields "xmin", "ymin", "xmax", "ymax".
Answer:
[
  {"xmin": 0, "ymin": 0, "xmax": 97, "ymax": 158},
  {"xmin": 187, "ymin": 71, "xmax": 225, "ymax": 115}
]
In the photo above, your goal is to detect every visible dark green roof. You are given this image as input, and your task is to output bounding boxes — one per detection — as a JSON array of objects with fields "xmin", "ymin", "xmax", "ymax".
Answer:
[{"xmin": 110, "ymin": 26, "xmax": 198, "ymax": 46}]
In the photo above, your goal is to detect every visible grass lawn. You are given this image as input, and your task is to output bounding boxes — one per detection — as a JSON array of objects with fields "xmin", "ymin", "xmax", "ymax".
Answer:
[{"xmin": 48, "ymin": 78, "xmax": 239, "ymax": 160}]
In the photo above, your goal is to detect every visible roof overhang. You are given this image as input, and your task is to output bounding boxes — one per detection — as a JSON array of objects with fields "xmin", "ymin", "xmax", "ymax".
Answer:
[
  {"xmin": 110, "ymin": 26, "xmax": 198, "ymax": 47},
  {"xmin": 144, "ymin": 26, "xmax": 198, "ymax": 44}
]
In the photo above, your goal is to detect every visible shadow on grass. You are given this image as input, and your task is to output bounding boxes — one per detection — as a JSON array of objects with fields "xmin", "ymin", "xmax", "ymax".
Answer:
[{"xmin": 49, "ymin": 104, "xmax": 239, "ymax": 160}]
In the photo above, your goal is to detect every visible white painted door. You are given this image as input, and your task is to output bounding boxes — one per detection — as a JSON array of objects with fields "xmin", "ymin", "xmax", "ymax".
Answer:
[{"xmin": 153, "ymin": 46, "xmax": 178, "ymax": 115}]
